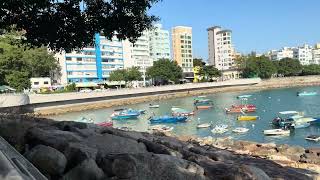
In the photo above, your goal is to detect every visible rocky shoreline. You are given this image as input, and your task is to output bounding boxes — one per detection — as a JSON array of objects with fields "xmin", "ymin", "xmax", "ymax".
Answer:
[{"xmin": 0, "ymin": 114, "xmax": 319, "ymax": 179}]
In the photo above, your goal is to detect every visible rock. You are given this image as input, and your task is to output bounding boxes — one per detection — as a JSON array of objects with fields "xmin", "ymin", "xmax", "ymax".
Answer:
[
  {"xmin": 100, "ymin": 127, "xmax": 151, "ymax": 141},
  {"xmin": 306, "ymin": 148, "xmax": 320, "ymax": 155},
  {"xmin": 85, "ymin": 134, "xmax": 147, "ymax": 160},
  {"xmin": 70, "ymin": 127, "xmax": 100, "ymax": 138},
  {"xmin": 254, "ymin": 148, "xmax": 277, "ymax": 157},
  {"xmin": 24, "ymin": 145, "xmax": 67, "ymax": 177},
  {"xmin": 277, "ymin": 145, "xmax": 305, "ymax": 162},
  {"xmin": 54, "ymin": 121, "xmax": 88, "ymax": 131},
  {"xmin": 300, "ymin": 153, "xmax": 320, "ymax": 164},
  {"xmin": 26, "ymin": 127, "xmax": 82, "ymax": 151},
  {"xmin": 138, "ymin": 138, "xmax": 172, "ymax": 155},
  {"xmin": 62, "ymin": 159, "xmax": 105, "ymax": 180},
  {"xmin": 63, "ymin": 142, "xmax": 98, "ymax": 170},
  {"xmin": 103, "ymin": 153, "xmax": 207, "ymax": 180}
]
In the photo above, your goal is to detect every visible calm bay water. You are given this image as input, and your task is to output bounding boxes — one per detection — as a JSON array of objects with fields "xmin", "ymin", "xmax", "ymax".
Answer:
[{"xmin": 48, "ymin": 86, "xmax": 320, "ymax": 148}]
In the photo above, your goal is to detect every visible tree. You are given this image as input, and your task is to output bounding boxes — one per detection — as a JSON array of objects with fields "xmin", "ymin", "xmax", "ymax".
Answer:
[
  {"xmin": 146, "ymin": 59, "xmax": 183, "ymax": 84},
  {"xmin": 242, "ymin": 56, "xmax": 276, "ymax": 79},
  {"xmin": 301, "ymin": 64, "xmax": 320, "ymax": 75},
  {"xmin": 199, "ymin": 65, "xmax": 221, "ymax": 81},
  {"xmin": 193, "ymin": 58, "xmax": 206, "ymax": 67},
  {"xmin": 109, "ymin": 69, "xmax": 126, "ymax": 82},
  {"xmin": 277, "ymin": 58, "xmax": 302, "ymax": 76},
  {"xmin": 0, "ymin": 0, "xmax": 161, "ymax": 52},
  {"xmin": 5, "ymin": 71, "xmax": 30, "ymax": 92},
  {"xmin": 125, "ymin": 67, "xmax": 142, "ymax": 82}
]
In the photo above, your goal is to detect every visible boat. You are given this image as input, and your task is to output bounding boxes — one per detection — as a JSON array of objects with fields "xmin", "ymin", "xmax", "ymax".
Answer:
[
  {"xmin": 291, "ymin": 122, "xmax": 311, "ymax": 129},
  {"xmin": 272, "ymin": 111, "xmax": 317, "ymax": 128},
  {"xmin": 297, "ymin": 91, "xmax": 317, "ymax": 96},
  {"xmin": 263, "ymin": 129, "xmax": 290, "ymax": 136},
  {"xmin": 194, "ymin": 97, "xmax": 213, "ymax": 105},
  {"xmin": 113, "ymin": 108, "xmax": 145, "ymax": 115},
  {"xmin": 231, "ymin": 104, "xmax": 256, "ymax": 109},
  {"xmin": 149, "ymin": 125, "xmax": 174, "ymax": 132},
  {"xmin": 237, "ymin": 116, "xmax": 259, "ymax": 121},
  {"xmin": 77, "ymin": 117, "xmax": 94, "ymax": 123},
  {"xmin": 305, "ymin": 135, "xmax": 320, "ymax": 142},
  {"xmin": 96, "ymin": 121, "xmax": 113, "ymax": 127},
  {"xmin": 149, "ymin": 116, "xmax": 188, "ymax": 124},
  {"xmin": 226, "ymin": 107, "xmax": 256, "ymax": 114},
  {"xmin": 232, "ymin": 127, "xmax": 249, "ymax": 133},
  {"xmin": 197, "ymin": 123, "xmax": 211, "ymax": 129},
  {"xmin": 149, "ymin": 104, "xmax": 160, "ymax": 108},
  {"xmin": 211, "ymin": 125, "xmax": 228, "ymax": 134},
  {"xmin": 111, "ymin": 109, "xmax": 140, "ymax": 120},
  {"xmin": 237, "ymin": 95, "xmax": 252, "ymax": 99},
  {"xmin": 196, "ymin": 105, "xmax": 213, "ymax": 110},
  {"xmin": 171, "ymin": 107, "xmax": 195, "ymax": 116}
]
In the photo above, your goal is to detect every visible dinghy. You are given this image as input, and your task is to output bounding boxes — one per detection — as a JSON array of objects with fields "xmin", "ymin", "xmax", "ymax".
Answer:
[
  {"xmin": 297, "ymin": 91, "xmax": 317, "ymax": 96},
  {"xmin": 237, "ymin": 95, "xmax": 252, "ymax": 99},
  {"xmin": 211, "ymin": 125, "xmax": 228, "ymax": 134},
  {"xmin": 232, "ymin": 127, "xmax": 249, "ymax": 133},
  {"xmin": 197, "ymin": 123, "xmax": 211, "ymax": 129},
  {"xmin": 305, "ymin": 135, "xmax": 320, "ymax": 142},
  {"xmin": 263, "ymin": 129, "xmax": 290, "ymax": 136},
  {"xmin": 149, "ymin": 104, "xmax": 160, "ymax": 108},
  {"xmin": 149, "ymin": 125, "xmax": 174, "ymax": 132}
]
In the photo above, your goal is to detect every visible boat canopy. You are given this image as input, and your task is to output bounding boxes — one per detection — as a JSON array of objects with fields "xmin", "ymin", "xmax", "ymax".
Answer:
[{"xmin": 279, "ymin": 111, "xmax": 299, "ymax": 115}]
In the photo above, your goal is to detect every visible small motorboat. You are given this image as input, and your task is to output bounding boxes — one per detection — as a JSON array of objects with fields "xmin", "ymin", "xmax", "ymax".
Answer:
[
  {"xmin": 149, "ymin": 116, "xmax": 188, "ymax": 124},
  {"xmin": 196, "ymin": 105, "xmax": 213, "ymax": 110},
  {"xmin": 197, "ymin": 123, "xmax": 211, "ymax": 129},
  {"xmin": 149, "ymin": 125, "xmax": 174, "ymax": 132},
  {"xmin": 237, "ymin": 95, "xmax": 252, "ymax": 99},
  {"xmin": 149, "ymin": 104, "xmax": 160, "ymax": 108},
  {"xmin": 291, "ymin": 122, "xmax": 310, "ymax": 129},
  {"xmin": 237, "ymin": 116, "xmax": 259, "ymax": 121},
  {"xmin": 263, "ymin": 129, "xmax": 290, "ymax": 136},
  {"xmin": 305, "ymin": 135, "xmax": 320, "ymax": 142},
  {"xmin": 96, "ymin": 121, "xmax": 113, "ymax": 127},
  {"xmin": 225, "ymin": 107, "xmax": 256, "ymax": 114},
  {"xmin": 111, "ymin": 109, "xmax": 140, "ymax": 120},
  {"xmin": 77, "ymin": 117, "xmax": 94, "ymax": 123},
  {"xmin": 211, "ymin": 125, "xmax": 228, "ymax": 134},
  {"xmin": 171, "ymin": 107, "xmax": 195, "ymax": 116},
  {"xmin": 117, "ymin": 127, "xmax": 132, "ymax": 131},
  {"xmin": 232, "ymin": 127, "xmax": 249, "ymax": 133},
  {"xmin": 297, "ymin": 91, "xmax": 317, "ymax": 96}
]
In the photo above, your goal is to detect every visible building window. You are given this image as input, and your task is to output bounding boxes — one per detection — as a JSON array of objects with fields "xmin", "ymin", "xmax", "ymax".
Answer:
[
  {"xmin": 34, "ymin": 82, "xmax": 39, "ymax": 85},
  {"xmin": 77, "ymin": 58, "xmax": 82, "ymax": 61},
  {"xmin": 67, "ymin": 72, "xmax": 73, "ymax": 75},
  {"xmin": 44, "ymin": 81, "xmax": 49, "ymax": 85},
  {"xmin": 66, "ymin": 57, "xmax": 72, "ymax": 61}
]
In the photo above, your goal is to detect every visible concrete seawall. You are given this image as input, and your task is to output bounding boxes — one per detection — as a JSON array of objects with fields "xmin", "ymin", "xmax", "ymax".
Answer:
[{"xmin": 29, "ymin": 78, "xmax": 260, "ymax": 115}]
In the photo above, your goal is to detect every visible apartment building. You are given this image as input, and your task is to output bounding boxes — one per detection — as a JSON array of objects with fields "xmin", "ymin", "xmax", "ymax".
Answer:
[
  {"xmin": 172, "ymin": 26, "xmax": 193, "ymax": 74},
  {"xmin": 55, "ymin": 34, "xmax": 124, "ymax": 84},
  {"xmin": 313, "ymin": 43, "xmax": 320, "ymax": 65},
  {"xmin": 269, "ymin": 47, "xmax": 294, "ymax": 61},
  {"xmin": 293, "ymin": 44, "xmax": 313, "ymax": 65},
  {"xmin": 207, "ymin": 26, "xmax": 236, "ymax": 70},
  {"xmin": 149, "ymin": 24, "xmax": 171, "ymax": 61}
]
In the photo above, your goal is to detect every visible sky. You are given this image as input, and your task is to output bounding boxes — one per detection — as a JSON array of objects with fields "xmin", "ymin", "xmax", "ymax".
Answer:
[{"xmin": 149, "ymin": 0, "xmax": 320, "ymax": 59}]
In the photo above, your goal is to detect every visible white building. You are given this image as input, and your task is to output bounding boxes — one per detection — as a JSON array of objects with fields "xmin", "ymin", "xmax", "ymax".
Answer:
[
  {"xmin": 207, "ymin": 26, "xmax": 236, "ymax": 70},
  {"xmin": 269, "ymin": 47, "xmax": 294, "ymax": 61},
  {"xmin": 149, "ymin": 24, "xmax": 171, "ymax": 61},
  {"xmin": 30, "ymin": 77, "xmax": 52, "ymax": 90},
  {"xmin": 293, "ymin": 44, "xmax": 313, "ymax": 65},
  {"xmin": 313, "ymin": 43, "xmax": 320, "ymax": 65}
]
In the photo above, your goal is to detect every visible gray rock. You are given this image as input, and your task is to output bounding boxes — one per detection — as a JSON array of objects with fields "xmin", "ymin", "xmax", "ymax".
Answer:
[
  {"xmin": 54, "ymin": 121, "xmax": 88, "ymax": 131},
  {"xmin": 26, "ymin": 127, "xmax": 82, "ymax": 151},
  {"xmin": 138, "ymin": 138, "xmax": 172, "ymax": 155},
  {"xmin": 24, "ymin": 145, "xmax": 67, "ymax": 176},
  {"xmin": 85, "ymin": 134, "xmax": 147, "ymax": 159},
  {"xmin": 63, "ymin": 142, "xmax": 98, "ymax": 170},
  {"xmin": 104, "ymin": 153, "xmax": 207, "ymax": 180},
  {"xmin": 62, "ymin": 159, "xmax": 105, "ymax": 180}
]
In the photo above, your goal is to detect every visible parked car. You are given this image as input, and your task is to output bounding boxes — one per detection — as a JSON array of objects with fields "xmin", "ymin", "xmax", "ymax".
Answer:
[{"xmin": 79, "ymin": 88, "xmax": 92, "ymax": 93}]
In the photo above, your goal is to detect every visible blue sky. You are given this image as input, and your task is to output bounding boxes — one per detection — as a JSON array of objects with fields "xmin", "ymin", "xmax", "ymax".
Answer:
[{"xmin": 149, "ymin": 0, "xmax": 320, "ymax": 59}]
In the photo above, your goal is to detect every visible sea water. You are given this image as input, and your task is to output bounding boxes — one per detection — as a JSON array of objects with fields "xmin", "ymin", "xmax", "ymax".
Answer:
[{"xmin": 49, "ymin": 86, "xmax": 320, "ymax": 148}]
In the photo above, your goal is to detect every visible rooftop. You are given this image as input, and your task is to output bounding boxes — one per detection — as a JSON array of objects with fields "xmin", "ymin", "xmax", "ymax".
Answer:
[{"xmin": 207, "ymin": 26, "xmax": 221, "ymax": 31}]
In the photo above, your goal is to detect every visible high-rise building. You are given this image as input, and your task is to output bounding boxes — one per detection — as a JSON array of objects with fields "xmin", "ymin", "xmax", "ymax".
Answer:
[
  {"xmin": 55, "ymin": 34, "xmax": 124, "ymax": 84},
  {"xmin": 149, "ymin": 24, "xmax": 171, "ymax": 61},
  {"xmin": 172, "ymin": 26, "xmax": 193, "ymax": 74},
  {"xmin": 268, "ymin": 47, "xmax": 294, "ymax": 61},
  {"xmin": 207, "ymin": 26, "xmax": 236, "ymax": 70},
  {"xmin": 293, "ymin": 44, "xmax": 313, "ymax": 65}
]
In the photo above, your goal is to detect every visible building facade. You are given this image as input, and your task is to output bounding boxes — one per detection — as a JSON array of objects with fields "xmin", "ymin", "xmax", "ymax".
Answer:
[
  {"xmin": 207, "ymin": 26, "xmax": 236, "ymax": 70},
  {"xmin": 293, "ymin": 44, "xmax": 313, "ymax": 65},
  {"xmin": 269, "ymin": 47, "xmax": 294, "ymax": 61},
  {"xmin": 55, "ymin": 34, "xmax": 124, "ymax": 84},
  {"xmin": 149, "ymin": 24, "xmax": 171, "ymax": 61},
  {"xmin": 313, "ymin": 44, "xmax": 320, "ymax": 65},
  {"xmin": 172, "ymin": 26, "xmax": 193, "ymax": 74}
]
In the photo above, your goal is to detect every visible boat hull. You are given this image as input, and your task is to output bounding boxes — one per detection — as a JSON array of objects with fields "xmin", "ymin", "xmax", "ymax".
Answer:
[
  {"xmin": 238, "ymin": 116, "xmax": 258, "ymax": 121},
  {"xmin": 150, "ymin": 116, "xmax": 188, "ymax": 124}
]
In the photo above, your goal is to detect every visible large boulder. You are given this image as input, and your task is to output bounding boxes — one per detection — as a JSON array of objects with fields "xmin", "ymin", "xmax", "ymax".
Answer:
[
  {"xmin": 62, "ymin": 159, "xmax": 105, "ymax": 180},
  {"xmin": 63, "ymin": 142, "xmax": 98, "ymax": 170},
  {"xmin": 84, "ymin": 134, "xmax": 147, "ymax": 159},
  {"xmin": 101, "ymin": 153, "xmax": 207, "ymax": 180},
  {"xmin": 25, "ymin": 127, "xmax": 82, "ymax": 151},
  {"xmin": 24, "ymin": 145, "xmax": 67, "ymax": 177}
]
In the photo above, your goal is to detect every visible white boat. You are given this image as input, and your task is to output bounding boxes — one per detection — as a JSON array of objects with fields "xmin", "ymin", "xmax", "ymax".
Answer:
[
  {"xmin": 263, "ymin": 129, "xmax": 290, "ymax": 136},
  {"xmin": 197, "ymin": 123, "xmax": 211, "ymax": 129},
  {"xmin": 211, "ymin": 125, "xmax": 228, "ymax": 134},
  {"xmin": 149, "ymin": 125, "xmax": 174, "ymax": 132},
  {"xmin": 149, "ymin": 104, "xmax": 160, "ymax": 108},
  {"xmin": 232, "ymin": 127, "xmax": 249, "ymax": 133},
  {"xmin": 305, "ymin": 135, "xmax": 320, "ymax": 142}
]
